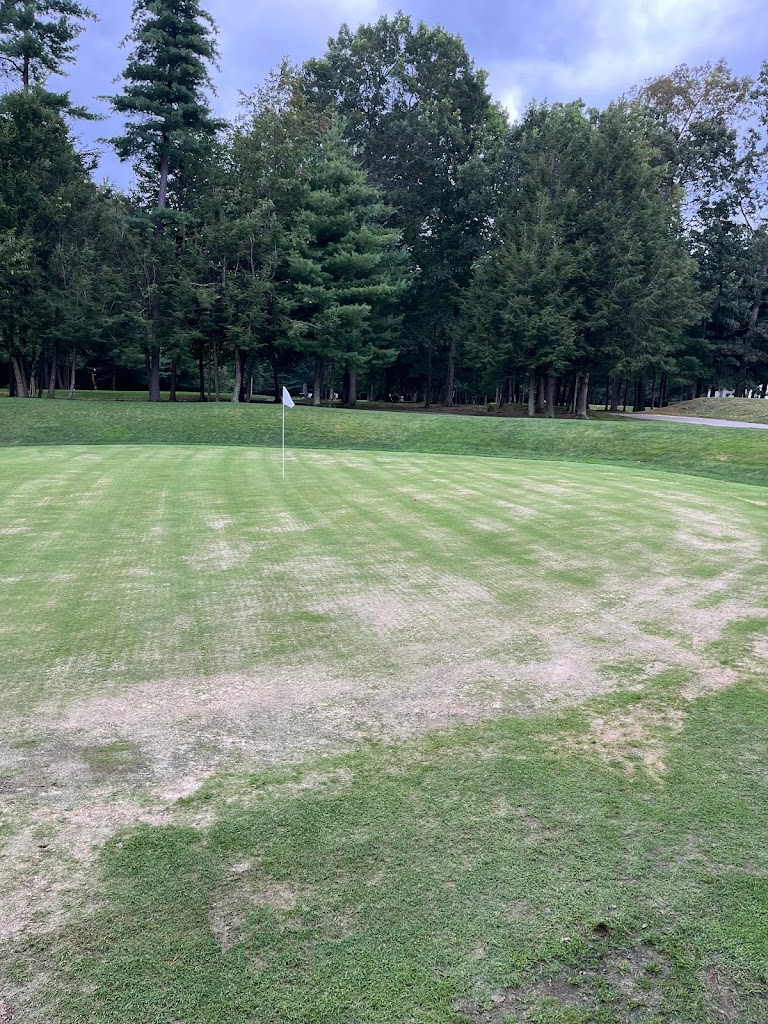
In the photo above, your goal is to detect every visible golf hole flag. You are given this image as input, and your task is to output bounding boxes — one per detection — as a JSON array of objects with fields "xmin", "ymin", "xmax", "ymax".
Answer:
[{"xmin": 281, "ymin": 387, "xmax": 294, "ymax": 479}]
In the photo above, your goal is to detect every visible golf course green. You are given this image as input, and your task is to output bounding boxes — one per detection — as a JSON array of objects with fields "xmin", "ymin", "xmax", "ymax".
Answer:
[{"xmin": 1, "ymin": 403, "xmax": 766, "ymax": 1023}]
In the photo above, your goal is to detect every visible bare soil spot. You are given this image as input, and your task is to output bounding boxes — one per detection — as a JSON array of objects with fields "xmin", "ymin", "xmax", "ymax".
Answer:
[
  {"xmin": 208, "ymin": 869, "xmax": 309, "ymax": 952},
  {"xmin": 701, "ymin": 967, "xmax": 740, "ymax": 1021},
  {"xmin": 460, "ymin": 943, "xmax": 672, "ymax": 1022},
  {"xmin": 551, "ymin": 706, "xmax": 686, "ymax": 780}
]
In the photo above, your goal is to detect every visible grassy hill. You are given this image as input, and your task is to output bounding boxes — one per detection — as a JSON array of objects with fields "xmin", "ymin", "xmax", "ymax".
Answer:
[
  {"xmin": 1, "ymin": 397, "xmax": 766, "ymax": 486},
  {"xmin": 648, "ymin": 398, "xmax": 768, "ymax": 424}
]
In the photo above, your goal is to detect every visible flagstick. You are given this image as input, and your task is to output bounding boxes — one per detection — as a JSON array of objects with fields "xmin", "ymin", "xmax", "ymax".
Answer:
[{"xmin": 282, "ymin": 399, "xmax": 285, "ymax": 480}]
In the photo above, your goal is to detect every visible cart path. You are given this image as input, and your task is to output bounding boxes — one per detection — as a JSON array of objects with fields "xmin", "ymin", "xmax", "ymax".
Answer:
[{"xmin": 614, "ymin": 413, "xmax": 768, "ymax": 430}]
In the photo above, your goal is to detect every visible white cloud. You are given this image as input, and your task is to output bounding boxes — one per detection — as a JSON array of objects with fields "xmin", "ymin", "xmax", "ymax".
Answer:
[{"xmin": 488, "ymin": 0, "xmax": 756, "ymax": 118}]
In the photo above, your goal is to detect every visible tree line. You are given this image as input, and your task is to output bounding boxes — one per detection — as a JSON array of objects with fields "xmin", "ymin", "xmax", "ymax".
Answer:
[{"xmin": 1, "ymin": 1, "xmax": 767, "ymax": 413}]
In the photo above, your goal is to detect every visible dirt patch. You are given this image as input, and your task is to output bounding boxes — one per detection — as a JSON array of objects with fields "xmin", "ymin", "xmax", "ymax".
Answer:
[
  {"xmin": 460, "ymin": 943, "xmax": 672, "ymax": 1022},
  {"xmin": 701, "ymin": 967, "xmax": 741, "ymax": 1021},
  {"xmin": 551, "ymin": 705, "xmax": 686, "ymax": 779},
  {"xmin": 208, "ymin": 867, "xmax": 310, "ymax": 952}
]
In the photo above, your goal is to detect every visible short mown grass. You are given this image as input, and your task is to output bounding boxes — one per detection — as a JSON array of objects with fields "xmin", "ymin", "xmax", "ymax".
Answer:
[
  {"xmin": 1, "ymin": 397, "xmax": 767, "ymax": 485},
  {"xmin": 1, "ymin": 406, "xmax": 767, "ymax": 1023}
]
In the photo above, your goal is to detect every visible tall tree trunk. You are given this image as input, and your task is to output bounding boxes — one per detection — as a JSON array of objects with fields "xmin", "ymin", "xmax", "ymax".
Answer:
[
  {"xmin": 148, "ymin": 346, "xmax": 161, "ymax": 403},
  {"xmin": 327, "ymin": 367, "xmax": 335, "ymax": 407},
  {"xmin": 207, "ymin": 344, "xmax": 212, "ymax": 402},
  {"xmin": 576, "ymin": 371, "xmax": 590, "ymax": 419},
  {"xmin": 425, "ymin": 325, "xmax": 434, "ymax": 408},
  {"xmin": 633, "ymin": 377, "xmax": 646, "ymax": 412},
  {"xmin": 68, "ymin": 348, "xmax": 77, "ymax": 399},
  {"xmin": 169, "ymin": 359, "xmax": 177, "ymax": 402},
  {"xmin": 694, "ymin": 379, "xmax": 703, "ymax": 399},
  {"xmin": 660, "ymin": 372, "xmax": 668, "ymax": 408},
  {"xmin": 158, "ymin": 154, "xmax": 170, "ymax": 212},
  {"xmin": 622, "ymin": 379, "xmax": 629, "ymax": 412},
  {"xmin": 649, "ymin": 369, "xmax": 657, "ymax": 409},
  {"xmin": 10, "ymin": 355, "xmax": 28, "ymax": 398},
  {"xmin": 527, "ymin": 372, "xmax": 536, "ymax": 417},
  {"xmin": 545, "ymin": 374, "xmax": 556, "ymax": 418},
  {"xmin": 568, "ymin": 375, "xmax": 579, "ymax": 414},
  {"xmin": 47, "ymin": 345, "xmax": 57, "ymax": 399},
  {"xmin": 213, "ymin": 338, "xmax": 220, "ymax": 402},
  {"xmin": 610, "ymin": 375, "xmax": 621, "ymax": 413},
  {"xmin": 241, "ymin": 356, "xmax": 252, "ymax": 403},
  {"xmin": 198, "ymin": 343, "xmax": 207, "ymax": 401},
  {"xmin": 313, "ymin": 358, "xmax": 324, "ymax": 407},
  {"xmin": 232, "ymin": 346, "xmax": 242, "ymax": 403},
  {"xmin": 444, "ymin": 334, "xmax": 456, "ymax": 407},
  {"xmin": 344, "ymin": 366, "xmax": 357, "ymax": 408},
  {"xmin": 536, "ymin": 375, "xmax": 546, "ymax": 414}
]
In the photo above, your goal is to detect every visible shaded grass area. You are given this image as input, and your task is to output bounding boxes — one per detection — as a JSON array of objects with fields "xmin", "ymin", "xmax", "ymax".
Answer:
[
  {"xmin": 1, "ymin": 399, "xmax": 767, "ymax": 486},
  {"xmin": 24, "ymin": 680, "xmax": 768, "ymax": 1024},
  {"xmin": 648, "ymin": 399, "xmax": 768, "ymax": 424}
]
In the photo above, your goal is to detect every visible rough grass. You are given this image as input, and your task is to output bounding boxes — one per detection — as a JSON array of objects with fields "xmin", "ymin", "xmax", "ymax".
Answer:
[
  {"xmin": 646, "ymin": 398, "xmax": 768, "ymax": 424},
  {"xmin": 1, "ymin": 444, "xmax": 767, "ymax": 1022},
  {"xmin": 1, "ymin": 398, "xmax": 767, "ymax": 485}
]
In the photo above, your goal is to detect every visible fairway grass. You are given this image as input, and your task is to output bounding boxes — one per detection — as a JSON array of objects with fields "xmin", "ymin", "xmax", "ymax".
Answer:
[{"xmin": 1, "ymin": 444, "xmax": 767, "ymax": 1022}]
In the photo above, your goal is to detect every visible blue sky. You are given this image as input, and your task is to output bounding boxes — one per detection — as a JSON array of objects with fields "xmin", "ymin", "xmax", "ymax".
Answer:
[{"xmin": 52, "ymin": 0, "xmax": 764, "ymax": 187}]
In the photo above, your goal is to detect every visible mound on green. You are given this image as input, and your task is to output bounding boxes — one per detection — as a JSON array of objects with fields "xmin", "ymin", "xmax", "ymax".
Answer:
[
  {"xmin": 1, "ymin": 444, "xmax": 766, "ymax": 1022},
  {"xmin": 1, "ymin": 398, "xmax": 767, "ymax": 486}
]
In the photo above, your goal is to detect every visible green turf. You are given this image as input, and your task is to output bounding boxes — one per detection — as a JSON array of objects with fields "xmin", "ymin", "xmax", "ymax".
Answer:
[
  {"xmin": 43, "ymin": 683, "xmax": 768, "ymax": 1024},
  {"xmin": 647, "ymin": 398, "xmax": 768, "ymax": 424},
  {"xmin": 1, "ymin": 398, "xmax": 767, "ymax": 486},
  {"xmin": 1, "ymin": 444, "xmax": 767, "ymax": 1022}
]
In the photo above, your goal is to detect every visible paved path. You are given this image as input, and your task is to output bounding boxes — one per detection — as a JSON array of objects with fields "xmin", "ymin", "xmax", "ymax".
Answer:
[{"xmin": 615, "ymin": 413, "xmax": 768, "ymax": 430}]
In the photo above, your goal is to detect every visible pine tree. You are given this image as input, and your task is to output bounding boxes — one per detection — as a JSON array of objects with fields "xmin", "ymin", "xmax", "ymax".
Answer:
[
  {"xmin": 108, "ymin": 0, "xmax": 222, "ymax": 400},
  {"xmin": 0, "ymin": 88, "xmax": 94, "ymax": 396},
  {"xmin": 0, "ymin": 0, "xmax": 94, "ymax": 91},
  {"xmin": 288, "ymin": 124, "xmax": 407, "ymax": 407}
]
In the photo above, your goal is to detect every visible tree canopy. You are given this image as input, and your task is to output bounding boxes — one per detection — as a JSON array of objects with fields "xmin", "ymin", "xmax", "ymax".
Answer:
[{"xmin": 1, "ymin": 9, "xmax": 767, "ymax": 411}]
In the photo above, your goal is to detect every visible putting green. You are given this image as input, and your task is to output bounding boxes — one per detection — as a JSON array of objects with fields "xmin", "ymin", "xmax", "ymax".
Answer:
[
  {"xmin": 2, "ymin": 444, "xmax": 768, "ymax": 1022},
  {"xmin": 2, "ymin": 444, "xmax": 765, "ymax": 729}
]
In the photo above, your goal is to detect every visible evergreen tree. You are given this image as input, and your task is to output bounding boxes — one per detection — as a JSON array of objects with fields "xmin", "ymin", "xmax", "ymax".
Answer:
[
  {"xmin": 0, "ymin": 87, "xmax": 94, "ymax": 397},
  {"xmin": 288, "ymin": 123, "xmax": 408, "ymax": 407},
  {"xmin": 305, "ymin": 14, "xmax": 503, "ymax": 406},
  {"xmin": 0, "ymin": 0, "xmax": 94, "ymax": 91},
  {"xmin": 108, "ymin": 0, "xmax": 222, "ymax": 401}
]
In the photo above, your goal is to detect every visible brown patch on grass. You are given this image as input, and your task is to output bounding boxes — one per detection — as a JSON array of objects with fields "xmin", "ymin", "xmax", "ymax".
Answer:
[
  {"xmin": 276, "ymin": 767, "xmax": 354, "ymax": 795},
  {"xmin": 701, "ymin": 967, "xmax": 741, "ymax": 1021},
  {"xmin": 460, "ymin": 943, "xmax": 672, "ymax": 1022},
  {"xmin": 553, "ymin": 706, "xmax": 686, "ymax": 780},
  {"xmin": 208, "ymin": 867, "xmax": 309, "ymax": 952},
  {"xmin": 2, "ymin": 485, "xmax": 764, "ymax": 972}
]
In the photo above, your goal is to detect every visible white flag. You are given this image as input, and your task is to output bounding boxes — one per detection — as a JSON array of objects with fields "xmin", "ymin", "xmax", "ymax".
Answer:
[{"xmin": 282, "ymin": 386, "xmax": 295, "ymax": 409}]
